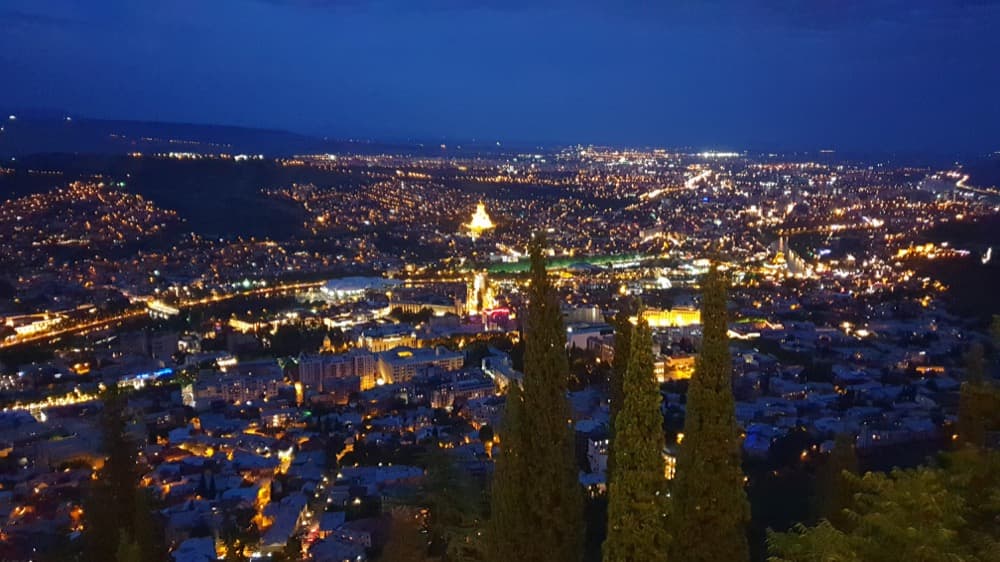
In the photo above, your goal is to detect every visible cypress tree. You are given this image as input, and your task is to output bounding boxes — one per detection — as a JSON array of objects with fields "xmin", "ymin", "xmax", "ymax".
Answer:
[
  {"xmin": 608, "ymin": 308, "xmax": 632, "ymax": 479},
  {"xmin": 383, "ymin": 508, "xmax": 429, "ymax": 562},
  {"xmin": 670, "ymin": 266, "xmax": 750, "ymax": 562},
  {"xmin": 957, "ymin": 343, "xmax": 999, "ymax": 448},
  {"xmin": 116, "ymin": 531, "xmax": 142, "ymax": 562},
  {"xmin": 603, "ymin": 307, "xmax": 668, "ymax": 562},
  {"xmin": 991, "ymin": 314, "xmax": 1000, "ymax": 349},
  {"xmin": 610, "ymin": 306, "xmax": 633, "ymax": 427},
  {"xmin": 422, "ymin": 448, "xmax": 485, "ymax": 561},
  {"xmin": 84, "ymin": 388, "xmax": 165, "ymax": 562},
  {"xmin": 965, "ymin": 342, "xmax": 986, "ymax": 385},
  {"xmin": 815, "ymin": 432, "xmax": 859, "ymax": 530},
  {"xmin": 518, "ymin": 234, "xmax": 583, "ymax": 562},
  {"xmin": 489, "ymin": 382, "xmax": 529, "ymax": 561},
  {"xmin": 84, "ymin": 388, "xmax": 139, "ymax": 562}
]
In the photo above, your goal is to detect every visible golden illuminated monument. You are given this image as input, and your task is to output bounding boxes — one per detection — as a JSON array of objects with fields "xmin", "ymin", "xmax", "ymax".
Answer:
[
  {"xmin": 467, "ymin": 271, "xmax": 497, "ymax": 314},
  {"xmin": 320, "ymin": 334, "xmax": 335, "ymax": 353},
  {"xmin": 641, "ymin": 307, "xmax": 701, "ymax": 328},
  {"xmin": 466, "ymin": 201, "xmax": 495, "ymax": 239}
]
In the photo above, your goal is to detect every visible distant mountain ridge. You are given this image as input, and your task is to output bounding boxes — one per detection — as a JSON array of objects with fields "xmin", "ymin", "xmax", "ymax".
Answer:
[
  {"xmin": 0, "ymin": 113, "xmax": 426, "ymax": 157},
  {"xmin": 0, "ymin": 111, "xmax": 993, "ymax": 170}
]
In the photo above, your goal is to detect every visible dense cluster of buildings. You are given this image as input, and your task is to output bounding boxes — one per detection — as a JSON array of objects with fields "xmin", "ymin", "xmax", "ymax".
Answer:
[{"xmin": 0, "ymin": 146, "xmax": 997, "ymax": 559}]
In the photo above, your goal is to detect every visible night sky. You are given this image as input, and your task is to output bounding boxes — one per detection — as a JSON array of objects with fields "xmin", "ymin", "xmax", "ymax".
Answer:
[{"xmin": 2, "ymin": 0, "xmax": 998, "ymax": 151}]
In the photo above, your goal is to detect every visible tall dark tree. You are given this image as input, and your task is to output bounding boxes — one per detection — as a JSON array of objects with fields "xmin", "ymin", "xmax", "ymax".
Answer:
[
  {"xmin": 815, "ymin": 433, "xmax": 859, "ymax": 530},
  {"xmin": 134, "ymin": 488, "xmax": 166, "ymax": 562},
  {"xmin": 508, "ymin": 234, "xmax": 583, "ymax": 562},
  {"xmin": 83, "ymin": 388, "xmax": 165, "ymax": 562},
  {"xmin": 116, "ymin": 531, "xmax": 142, "ymax": 562},
  {"xmin": 607, "ymin": 306, "xmax": 632, "ymax": 479},
  {"xmin": 488, "ymin": 384, "xmax": 529, "ymax": 562},
  {"xmin": 524, "ymin": 235, "xmax": 584, "ymax": 562},
  {"xmin": 603, "ymin": 308, "xmax": 668, "ymax": 562},
  {"xmin": 610, "ymin": 305, "xmax": 633, "ymax": 428},
  {"xmin": 991, "ymin": 314, "xmax": 1000, "ymax": 351},
  {"xmin": 382, "ymin": 508, "xmax": 429, "ymax": 562},
  {"xmin": 670, "ymin": 267, "xmax": 750, "ymax": 562},
  {"xmin": 965, "ymin": 342, "xmax": 986, "ymax": 384},
  {"xmin": 421, "ymin": 448, "xmax": 485, "ymax": 561},
  {"xmin": 83, "ymin": 388, "xmax": 138, "ymax": 562},
  {"xmin": 957, "ymin": 343, "xmax": 997, "ymax": 448}
]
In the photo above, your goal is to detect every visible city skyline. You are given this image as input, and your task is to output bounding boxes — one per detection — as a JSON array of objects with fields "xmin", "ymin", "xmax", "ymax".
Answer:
[{"xmin": 1, "ymin": 3, "xmax": 999, "ymax": 562}]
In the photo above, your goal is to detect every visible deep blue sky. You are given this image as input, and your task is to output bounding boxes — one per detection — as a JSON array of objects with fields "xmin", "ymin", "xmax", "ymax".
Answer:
[{"xmin": 2, "ymin": 0, "xmax": 999, "ymax": 151}]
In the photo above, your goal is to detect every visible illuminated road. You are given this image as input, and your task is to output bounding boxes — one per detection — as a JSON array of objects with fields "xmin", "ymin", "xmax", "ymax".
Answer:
[
  {"xmin": 638, "ymin": 168, "xmax": 713, "ymax": 202},
  {"xmin": 2, "ymin": 388, "xmax": 100, "ymax": 417},
  {"xmin": 0, "ymin": 279, "xmax": 326, "ymax": 349},
  {"xmin": 955, "ymin": 173, "xmax": 1000, "ymax": 197},
  {"xmin": 773, "ymin": 221, "xmax": 884, "ymax": 237},
  {"xmin": 685, "ymin": 168, "xmax": 713, "ymax": 189}
]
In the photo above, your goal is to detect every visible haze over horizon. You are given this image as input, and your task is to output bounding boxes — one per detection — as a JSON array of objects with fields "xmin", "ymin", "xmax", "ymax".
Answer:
[{"xmin": 2, "ymin": 0, "xmax": 999, "ymax": 152}]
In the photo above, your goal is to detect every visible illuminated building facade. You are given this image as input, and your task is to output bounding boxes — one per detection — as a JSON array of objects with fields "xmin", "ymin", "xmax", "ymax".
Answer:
[
  {"xmin": 390, "ymin": 296, "xmax": 464, "ymax": 317},
  {"xmin": 375, "ymin": 346, "xmax": 464, "ymax": 386},
  {"xmin": 641, "ymin": 306, "xmax": 701, "ymax": 328},
  {"xmin": 466, "ymin": 201, "xmax": 495, "ymax": 239},
  {"xmin": 298, "ymin": 350, "xmax": 376, "ymax": 392},
  {"xmin": 356, "ymin": 324, "xmax": 417, "ymax": 352}
]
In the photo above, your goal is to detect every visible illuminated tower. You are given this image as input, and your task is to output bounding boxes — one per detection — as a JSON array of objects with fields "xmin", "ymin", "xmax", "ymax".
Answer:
[
  {"xmin": 466, "ymin": 201, "xmax": 495, "ymax": 239},
  {"xmin": 467, "ymin": 271, "xmax": 496, "ymax": 314},
  {"xmin": 320, "ymin": 334, "xmax": 334, "ymax": 353}
]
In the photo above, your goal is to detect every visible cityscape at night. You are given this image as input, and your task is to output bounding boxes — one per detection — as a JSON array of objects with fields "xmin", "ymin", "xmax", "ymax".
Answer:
[{"xmin": 1, "ymin": 2, "xmax": 999, "ymax": 562}]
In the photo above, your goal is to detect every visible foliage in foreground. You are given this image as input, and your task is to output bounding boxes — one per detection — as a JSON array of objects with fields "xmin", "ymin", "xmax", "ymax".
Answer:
[{"xmin": 769, "ymin": 449, "xmax": 1000, "ymax": 562}]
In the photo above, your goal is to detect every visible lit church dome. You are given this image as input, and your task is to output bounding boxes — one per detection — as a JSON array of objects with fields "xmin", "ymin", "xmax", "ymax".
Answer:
[{"xmin": 466, "ymin": 201, "xmax": 495, "ymax": 238}]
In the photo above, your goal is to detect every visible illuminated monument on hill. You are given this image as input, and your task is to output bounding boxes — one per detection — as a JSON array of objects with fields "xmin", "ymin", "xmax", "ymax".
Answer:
[{"xmin": 466, "ymin": 201, "xmax": 495, "ymax": 239}]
